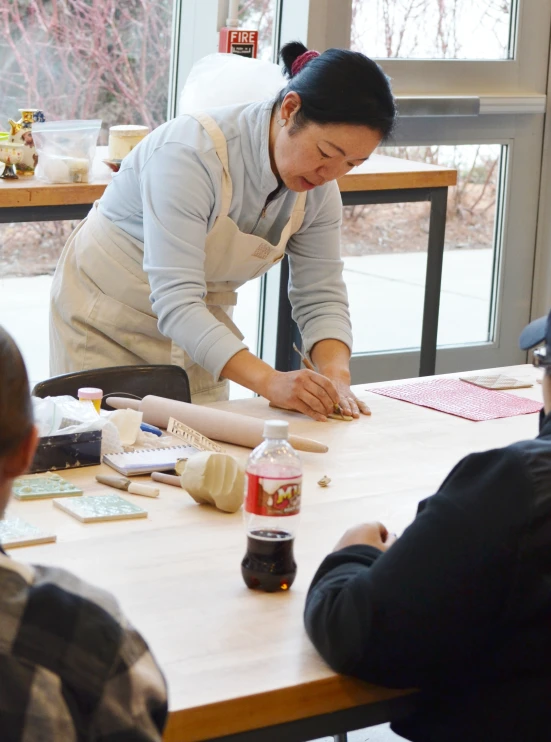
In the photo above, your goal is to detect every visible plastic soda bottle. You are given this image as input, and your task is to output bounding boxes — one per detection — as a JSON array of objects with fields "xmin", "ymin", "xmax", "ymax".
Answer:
[{"xmin": 241, "ymin": 420, "xmax": 301, "ymax": 592}]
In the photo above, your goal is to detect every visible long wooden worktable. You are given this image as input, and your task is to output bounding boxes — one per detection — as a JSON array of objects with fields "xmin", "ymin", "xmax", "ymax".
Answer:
[
  {"xmin": 5, "ymin": 365, "xmax": 540, "ymax": 741},
  {"xmin": 0, "ymin": 151, "xmax": 456, "ymax": 211}
]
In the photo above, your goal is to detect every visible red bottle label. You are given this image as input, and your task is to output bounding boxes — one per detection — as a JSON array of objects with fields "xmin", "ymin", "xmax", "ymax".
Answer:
[{"xmin": 245, "ymin": 474, "xmax": 302, "ymax": 517}]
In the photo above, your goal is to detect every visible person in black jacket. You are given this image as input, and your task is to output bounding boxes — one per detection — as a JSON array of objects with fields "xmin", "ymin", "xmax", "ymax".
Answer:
[{"xmin": 304, "ymin": 310, "xmax": 551, "ymax": 742}]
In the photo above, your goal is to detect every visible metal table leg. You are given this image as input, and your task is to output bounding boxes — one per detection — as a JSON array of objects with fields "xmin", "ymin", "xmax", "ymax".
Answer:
[
  {"xmin": 275, "ymin": 255, "xmax": 302, "ymax": 372},
  {"xmin": 0, "ymin": 203, "xmax": 93, "ymax": 223},
  {"xmin": 419, "ymin": 187, "xmax": 448, "ymax": 376}
]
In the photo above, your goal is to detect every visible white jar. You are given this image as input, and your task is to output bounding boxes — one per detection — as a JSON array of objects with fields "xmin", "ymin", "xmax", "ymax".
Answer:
[{"xmin": 108, "ymin": 125, "xmax": 149, "ymax": 160}]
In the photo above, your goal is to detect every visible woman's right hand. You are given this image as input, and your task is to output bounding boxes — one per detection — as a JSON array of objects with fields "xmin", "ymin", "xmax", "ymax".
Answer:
[{"xmin": 263, "ymin": 369, "xmax": 340, "ymax": 422}]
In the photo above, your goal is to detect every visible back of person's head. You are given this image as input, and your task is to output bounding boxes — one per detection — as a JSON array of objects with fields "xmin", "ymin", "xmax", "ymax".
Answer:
[
  {"xmin": 277, "ymin": 41, "xmax": 396, "ymax": 141},
  {"xmin": 0, "ymin": 327, "xmax": 36, "ymax": 505}
]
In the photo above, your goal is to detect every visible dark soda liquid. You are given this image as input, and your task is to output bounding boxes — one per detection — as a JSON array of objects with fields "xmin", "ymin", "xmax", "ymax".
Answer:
[{"xmin": 241, "ymin": 529, "xmax": 297, "ymax": 592}]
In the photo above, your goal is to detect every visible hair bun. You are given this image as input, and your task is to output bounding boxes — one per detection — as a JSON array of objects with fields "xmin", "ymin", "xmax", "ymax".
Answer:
[{"xmin": 279, "ymin": 41, "xmax": 309, "ymax": 79}]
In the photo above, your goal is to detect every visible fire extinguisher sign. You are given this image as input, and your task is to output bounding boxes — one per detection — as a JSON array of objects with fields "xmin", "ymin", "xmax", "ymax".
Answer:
[{"xmin": 219, "ymin": 29, "xmax": 259, "ymax": 58}]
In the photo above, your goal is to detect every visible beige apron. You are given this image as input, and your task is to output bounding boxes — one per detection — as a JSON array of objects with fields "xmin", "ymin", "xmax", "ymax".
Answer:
[{"xmin": 50, "ymin": 113, "xmax": 307, "ymax": 404}]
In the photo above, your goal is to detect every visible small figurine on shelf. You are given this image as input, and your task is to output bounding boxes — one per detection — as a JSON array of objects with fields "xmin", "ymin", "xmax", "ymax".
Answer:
[
  {"xmin": 0, "ymin": 141, "xmax": 25, "ymax": 179},
  {"xmin": 8, "ymin": 109, "xmax": 46, "ymax": 176}
]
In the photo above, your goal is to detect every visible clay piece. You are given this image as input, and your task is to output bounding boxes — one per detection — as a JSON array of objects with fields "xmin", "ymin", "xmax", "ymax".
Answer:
[
  {"xmin": 317, "ymin": 475, "xmax": 331, "ymax": 487},
  {"xmin": 13, "ymin": 474, "xmax": 83, "ymax": 500},
  {"xmin": 179, "ymin": 452, "xmax": 245, "ymax": 513},
  {"xmin": 327, "ymin": 412, "xmax": 354, "ymax": 422},
  {"xmin": 460, "ymin": 374, "xmax": 533, "ymax": 390}
]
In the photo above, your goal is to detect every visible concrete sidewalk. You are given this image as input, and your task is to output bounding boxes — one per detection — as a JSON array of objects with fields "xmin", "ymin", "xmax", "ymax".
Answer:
[{"xmin": 0, "ymin": 249, "xmax": 492, "ymax": 392}]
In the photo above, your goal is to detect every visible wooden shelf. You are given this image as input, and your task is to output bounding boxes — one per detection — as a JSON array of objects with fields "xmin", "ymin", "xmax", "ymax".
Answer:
[{"xmin": 0, "ymin": 153, "xmax": 456, "ymax": 210}]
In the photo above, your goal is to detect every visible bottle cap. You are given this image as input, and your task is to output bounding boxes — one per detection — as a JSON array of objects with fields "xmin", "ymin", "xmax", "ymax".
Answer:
[
  {"xmin": 263, "ymin": 420, "xmax": 289, "ymax": 440},
  {"xmin": 78, "ymin": 387, "xmax": 103, "ymax": 400}
]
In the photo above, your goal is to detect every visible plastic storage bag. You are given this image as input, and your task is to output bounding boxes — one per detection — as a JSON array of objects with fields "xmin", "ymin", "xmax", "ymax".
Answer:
[
  {"xmin": 179, "ymin": 53, "xmax": 286, "ymax": 115},
  {"xmin": 33, "ymin": 395, "xmax": 105, "ymax": 437},
  {"xmin": 32, "ymin": 395, "xmax": 124, "ymax": 456},
  {"xmin": 33, "ymin": 119, "xmax": 102, "ymax": 183}
]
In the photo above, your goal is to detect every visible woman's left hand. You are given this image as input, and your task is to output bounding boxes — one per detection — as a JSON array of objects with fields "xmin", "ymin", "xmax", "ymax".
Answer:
[{"xmin": 327, "ymin": 377, "xmax": 371, "ymax": 418}]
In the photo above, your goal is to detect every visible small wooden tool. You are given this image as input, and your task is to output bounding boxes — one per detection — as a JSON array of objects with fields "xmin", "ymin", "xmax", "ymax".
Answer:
[
  {"xmin": 151, "ymin": 472, "xmax": 182, "ymax": 488},
  {"xmin": 292, "ymin": 343, "xmax": 349, "ymax": 421},
  {"xmin": 95, "ymin": 474, "xmax": 159, "ymax": 498}
]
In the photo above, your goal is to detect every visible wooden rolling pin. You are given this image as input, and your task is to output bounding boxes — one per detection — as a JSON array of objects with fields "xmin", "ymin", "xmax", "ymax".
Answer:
[{"xmin": 106, "ymin": 395, "xmax": 328, "ymax": 453}]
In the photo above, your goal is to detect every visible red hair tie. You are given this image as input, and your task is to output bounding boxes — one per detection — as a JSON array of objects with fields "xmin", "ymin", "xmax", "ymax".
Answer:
[{"xmin": 291, "ymin": 50, "xmax": 320, "ymax": 77}]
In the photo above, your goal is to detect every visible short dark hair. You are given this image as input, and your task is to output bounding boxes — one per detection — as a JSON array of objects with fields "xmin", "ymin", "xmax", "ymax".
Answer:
[
  {"xmin": 0, "ymin": 326, "xmax": 33, "ymax": 458},
  {"xmin": 277, "ymin": 41, "xmax": 396, "ymax": 141}
]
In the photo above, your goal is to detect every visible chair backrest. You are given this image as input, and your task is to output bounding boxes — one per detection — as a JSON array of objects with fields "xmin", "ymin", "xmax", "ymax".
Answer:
[{"xmin": 32, "ymin": 365, "xmax": 191, "ymax": 409}]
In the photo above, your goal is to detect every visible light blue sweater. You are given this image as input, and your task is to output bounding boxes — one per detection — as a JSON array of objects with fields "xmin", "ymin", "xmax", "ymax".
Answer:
[{"xmin": 99, "ymin": 100, "xmax": 352, "ymax": 380}]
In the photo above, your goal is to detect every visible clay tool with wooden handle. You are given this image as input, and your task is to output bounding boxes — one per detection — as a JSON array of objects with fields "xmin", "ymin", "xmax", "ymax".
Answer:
[
  {"xmin": 151, "ymin": 472, "xmax": 182, "ymax": 488},
  {"xmin": 292, "ymin": 343, "xmax": 352, "ymax": 421},
  {"xmin": 105, "ymin": 395, "xmax": 328, "ymax": 453},
  {"xmin": 96, "ymin": 474, "xmax": 160, "ymax": 498}
]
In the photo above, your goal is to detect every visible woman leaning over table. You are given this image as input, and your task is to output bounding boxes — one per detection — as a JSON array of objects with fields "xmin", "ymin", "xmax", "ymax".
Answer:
[{"xmin": 50, "ymin": 42, "xmax": 396, "ymax": 419}]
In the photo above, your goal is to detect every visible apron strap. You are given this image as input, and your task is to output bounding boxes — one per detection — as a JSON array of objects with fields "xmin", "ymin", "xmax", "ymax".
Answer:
[
  {"xmin": 189, "ymin": 112, "xmax": 233, "ymax": 219},
  {"xmin": 292, "ymin": 191, "xmax": 307, "ymax": 230},
  {"xmin": 204, "ymin": 290, "xmax": 238, "ymax": 306},
  {"xmin": 276, "ymin": 190, "xmax": 308, "ymax": 250},
  {"xmin": 191, "ymin": 112, "xmax": 307, "ymax": 237}
]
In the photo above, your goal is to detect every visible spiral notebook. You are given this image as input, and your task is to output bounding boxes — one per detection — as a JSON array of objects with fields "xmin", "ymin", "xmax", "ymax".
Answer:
[{"xmin": 103, "ymin": 444, "xmax": 198, "ymax": 476}]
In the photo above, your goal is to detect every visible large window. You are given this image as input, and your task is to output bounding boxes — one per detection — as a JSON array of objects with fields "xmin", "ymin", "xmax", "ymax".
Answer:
[
  {"xmin": 0, "ymin": 0, "xmax": 175, "ymax": 384},
  {"xmin": 269, "ymin": 0, "xmax": 550, "ymax": 381},
  {"xmin": 345, "ymin": 0, "xmax": 549, "ymax": 379},
  {"xmin": 342, "ymin": 144, "xmax": 504, "ymax": 354},
  {"xmin": 0, "ymin": 0, "xmax": 278, "ymax": 393}
]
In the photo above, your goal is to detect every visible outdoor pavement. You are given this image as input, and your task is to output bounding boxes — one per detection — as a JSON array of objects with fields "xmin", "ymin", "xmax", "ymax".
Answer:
[{"xmin": 0, "ymin": 249, "xmax": 492, "ymax": 394}]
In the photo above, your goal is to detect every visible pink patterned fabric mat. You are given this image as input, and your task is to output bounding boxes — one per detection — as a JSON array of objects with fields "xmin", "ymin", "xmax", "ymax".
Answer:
[{"xmin": 368, "ymin": 377, "xmax": 542, "ymax": 422}]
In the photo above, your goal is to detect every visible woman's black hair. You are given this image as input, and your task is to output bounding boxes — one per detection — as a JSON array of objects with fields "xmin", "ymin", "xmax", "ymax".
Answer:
[
  {"xmin": 277, "ymin": 41, "xmax": 396, "ymax": 141},
  {"xmin": 0, "ymin": 326, "xmax": 33, "ymax": 458}
]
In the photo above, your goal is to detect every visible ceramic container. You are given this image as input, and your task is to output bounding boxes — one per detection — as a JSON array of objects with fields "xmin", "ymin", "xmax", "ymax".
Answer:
[
  {"xmin": 0, "ymin": 141, "xmax": 25, "ymax": 178},
  {"xmin": 108, "ymin": 124, "xmax": 149, "ymax": 160},
  {"xmin": 8, "ymin": 108, "xmax": 45, "ymax": 176}
]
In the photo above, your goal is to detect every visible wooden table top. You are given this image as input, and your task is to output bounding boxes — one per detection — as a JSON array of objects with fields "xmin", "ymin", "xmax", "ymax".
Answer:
[
  {"xmin": 7, "ymin": 365, "xmax": 536, "ymax": 741},
  {"xmin": 0, "ymin": 152, "xmax": 457, "ymax": 209}
]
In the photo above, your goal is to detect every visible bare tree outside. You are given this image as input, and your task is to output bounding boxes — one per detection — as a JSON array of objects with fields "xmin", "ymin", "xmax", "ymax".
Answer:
[
  {"xmin": 342, "ymin": 144, "xmax": 502, "ymax": 257},
  {"xmin": 238, "ymin": 0, "xmax": 276, "ymax": 61},
  {"xmin": 351, "ymin": 0, "xmax": 513, "ymax": 60},
  {"xmin": 0, "ymin": 0, "xmax": 173, "ymax": 278},
  {"xmin": 0, "ymin": 0, "xmax": 276, "ymax": 279}
]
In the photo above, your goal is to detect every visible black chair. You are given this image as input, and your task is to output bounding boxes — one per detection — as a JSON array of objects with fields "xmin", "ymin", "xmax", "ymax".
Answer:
[{"xmin": 32, "ymin": 364, "xmax": 191, "ymax": 409}]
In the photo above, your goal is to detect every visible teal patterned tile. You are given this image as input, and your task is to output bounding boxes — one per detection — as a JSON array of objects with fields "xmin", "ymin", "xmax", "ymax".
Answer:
[
  {"xmin": 13, "ymin": 474, "xmax": 83, "ymax": 500},
  {"xmin": 0, "ymin": 517, "xmax": 56, "ymax": 548},
  {"xmin": 53, "ymin": 494, "xmax": 147, "ymax": 523}
]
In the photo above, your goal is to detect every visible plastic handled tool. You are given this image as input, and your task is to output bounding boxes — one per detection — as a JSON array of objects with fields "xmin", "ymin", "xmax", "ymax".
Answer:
[
  {"xmin": 140, "ymin": 422, "xmax": 163, "ymax": 437},
  {"xmin": 95, "ymin": 474, "xmax": 160, "ymax": 498}
]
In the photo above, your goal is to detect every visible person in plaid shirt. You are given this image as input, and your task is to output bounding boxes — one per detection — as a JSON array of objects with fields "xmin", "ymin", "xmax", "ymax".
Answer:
[{"xmin": 0, "ymin": 325, "xmax": 168, "ymax": 741}]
